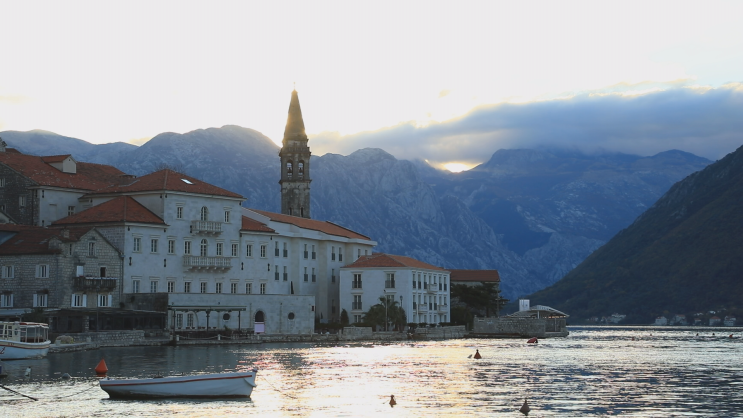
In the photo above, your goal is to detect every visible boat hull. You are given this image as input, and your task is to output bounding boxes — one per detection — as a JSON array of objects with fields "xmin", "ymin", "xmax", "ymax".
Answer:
[
  {"xmin": 0, "ymin": 340, "xmax": 51, "ymax": 360},
  {"xmin": 99, "ymin": 370, "xmax": 258, "ymax": 399}
]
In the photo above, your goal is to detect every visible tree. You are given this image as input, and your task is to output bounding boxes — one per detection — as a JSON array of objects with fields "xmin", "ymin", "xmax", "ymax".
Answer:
[
  {"xmin": 340, "ymin": 309, "xmax": 350, "ymax": 325},
  {"xmin": 362, "ymin": 296, "xmax": 407, "ymax": 331},
  {"xmin": 451, "ymin": 282, "xmax": 509, "ymax": 317}
]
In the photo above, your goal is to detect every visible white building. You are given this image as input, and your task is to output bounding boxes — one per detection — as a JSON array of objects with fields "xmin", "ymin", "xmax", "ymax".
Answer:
[{"xmin": 339, "ymin": 253, "xmax": 450, "ymax": 325}]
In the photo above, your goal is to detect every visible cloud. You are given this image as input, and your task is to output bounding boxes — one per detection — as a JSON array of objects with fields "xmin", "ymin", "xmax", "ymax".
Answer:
[
  {"xmin": 310, "ymin": 84, "xmax": 743, "ymax": 164},
  {"xmin": 127, "ymin": 136, "xmax": 152, "ymax": 146}
]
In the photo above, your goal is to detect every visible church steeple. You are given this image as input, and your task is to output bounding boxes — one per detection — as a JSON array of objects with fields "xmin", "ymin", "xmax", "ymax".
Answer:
[{"xmin": 279, "ymin": 89, "xmax": 312, "ymax": 218}]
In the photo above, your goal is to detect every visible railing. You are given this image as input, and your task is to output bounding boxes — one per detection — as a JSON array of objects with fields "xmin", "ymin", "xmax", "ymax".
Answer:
[
  {"xmin": 191, "ymin": 220, "xmax": 223, "ymax": 234},
  {"xmin": 417, "ymin": 305, "xmax": 428, "ymax": 312},
  {"xmin": 352, "ymin": 281, "xmax": 363, "ymax": 289},
  {"xmin": 427, "ymin": 285, "xmax": 438, "ymax": 294},
  {"xmin": 73, "ymin": 276, "xmax": 117, "ymax": 291},
  {"xmin": 352, "ymin": 302, "xmax": 363, "ymax": 310},
  {"xmin": 183, "ymin": 256, "xmax": 232, "ymax": 271},
  {"xmin": 438, "ymin": 305, "xmax": 449, "ymax": 313}
]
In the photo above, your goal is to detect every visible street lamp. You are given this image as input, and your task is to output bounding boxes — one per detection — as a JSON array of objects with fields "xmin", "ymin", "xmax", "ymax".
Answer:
[
  {"xmin": 400, "ymin": 295, "xmax": 404, "ymax": 326},
  {"xmin": 383, "ymin": 289, "xmax": 387, "ymax": 332}
]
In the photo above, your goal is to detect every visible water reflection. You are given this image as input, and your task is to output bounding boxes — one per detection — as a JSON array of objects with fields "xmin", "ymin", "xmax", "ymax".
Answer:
[{"xmin": 1, "ymin": 327, "xmax": 742, "ymax": 417}]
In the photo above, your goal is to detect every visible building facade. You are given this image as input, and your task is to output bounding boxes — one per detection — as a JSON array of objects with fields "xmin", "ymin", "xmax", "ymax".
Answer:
[{"xmin": 279, "ymin": 90, "xmax": 312, "ymax": 218}]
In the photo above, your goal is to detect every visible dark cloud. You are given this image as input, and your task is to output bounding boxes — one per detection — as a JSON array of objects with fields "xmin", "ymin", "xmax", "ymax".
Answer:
[{"xmin": 311, "ymin": 85, "xmax": 743, "ymax": 164}]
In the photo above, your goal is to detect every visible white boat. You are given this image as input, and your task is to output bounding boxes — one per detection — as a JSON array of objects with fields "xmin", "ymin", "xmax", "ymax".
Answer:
[
  {"xmin": 99, "ymin": 369, "xmax": 258, "ymax": 399},
  {"xmin": 0, "ymin": 322, "xmax": 51, "ymax": 360}
]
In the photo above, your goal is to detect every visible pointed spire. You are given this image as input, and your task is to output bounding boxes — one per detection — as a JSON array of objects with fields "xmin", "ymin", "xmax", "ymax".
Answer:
[{"xmin": 283, "ymin": 89, "xmax": 307, "ymax": 144}]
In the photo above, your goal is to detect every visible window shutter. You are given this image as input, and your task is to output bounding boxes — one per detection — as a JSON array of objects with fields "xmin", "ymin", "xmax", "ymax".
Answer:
[
  {"xmin": 33, "ymin": 294, "xmax": 38, "ymax": 307},
  {"xmin": 82, "ymin": 294, "xmax": 87, "ymax": 307},
  {"xmin": 71, "ymin": 294, "xmax": 76, "ymax": 306},
  {"xmin": 108, "ymin": 295, "xmax": 113, "ymax": 307}
]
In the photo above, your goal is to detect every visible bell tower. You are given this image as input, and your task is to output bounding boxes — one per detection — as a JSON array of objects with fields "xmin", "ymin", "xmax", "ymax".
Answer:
[{"xmin": 279, "ymin": 89, "xmax": 312, "ymax": 218}]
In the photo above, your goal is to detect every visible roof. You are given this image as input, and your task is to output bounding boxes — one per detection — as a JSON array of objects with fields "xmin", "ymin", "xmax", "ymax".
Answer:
[
  {"xmin": 507, "ymin": 305, "xmax": 569, "ymax": 319},
  {"xmin": 283, "ymin": 89, "xmax": 308, "ymax": 143},
  {"xmin": 241, "ymin": 216, "xmax": 276, "ymax": 233},
  {"xmin": 0, "ymin": 151, "xmax": 128, "ymax": 190},
  {"xmin": 342, "ymin": 253, "xmax": 447, "ymax": 271},
  {"xmin": 0, "ymin": 226, "xmax": 93, "ymax": 255},
  {"xmin": 52, "ymin": 196, "xmax": 165, "ymax": 226},
  {"xmin": 41, "ymin": 154, "xmax": 73, "ymax": 163},
  {"xmin": 87, "ymin": 169, "xmax": 243, "ymax": 199},
  {"xmin": 252, "ymin": 209, "xmax": 371, "ymax": 240},
  {"xmin": 449, "ymin": 269, "xmax": 500, "ymax": 283}
]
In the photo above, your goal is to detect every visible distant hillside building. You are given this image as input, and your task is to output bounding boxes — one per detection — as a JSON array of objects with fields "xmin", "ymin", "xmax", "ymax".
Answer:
[
  {"xmin": 709, "ymin": 316, "xmax": 721, "ymax": 326},
  {"xmin": 279, "ymin": 90, "xmax": 312, "ymax": 219},
  {"xmin": 654, "ymin": 316, "xmax": 668, "ymax": 326}
]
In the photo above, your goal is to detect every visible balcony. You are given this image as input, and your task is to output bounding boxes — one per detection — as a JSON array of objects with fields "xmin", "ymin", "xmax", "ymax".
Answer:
[
  {"xmin": 191, "ymin": 220, "xmax": 223, "ymax": 235},
  {"xmin": 73, "ymin": 276, "xmax": 118, "ymax": 291},
  {"xmin": 427, "ymin": 285, "xmax": 438, "ymax": 294},
  {"xmin": 438, "ymin": 305, "xmax": 449, "ymax": 313},
  {"xmin": 352, "ymin": 302, "xmax": 363, "ymax": 310},
  {"xmin": 183, "ymin": 256, "xmax": 232, "ymax": 271},
  {"xmin": 417, "ymin": 305, "xmax": 428, "ymax": 313}
]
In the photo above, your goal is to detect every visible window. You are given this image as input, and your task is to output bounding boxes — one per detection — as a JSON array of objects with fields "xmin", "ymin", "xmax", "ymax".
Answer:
[
  {"xmin": 357, "ymin": 249, "xmax": 361, "ymax": 259},
  {"xmin": 216, "ymin": 282, "xmax": 222, "ymax": 293},
  {"xmin": 332, "ymin": 246, "xmax": 336, "ymax": 261},
  {"xmin": 132, "ymin": 279, "xmax": 140, "ymax": 293},
  {"xmin": 260, "ymin": 283, "xmax": 266, "ymax": 294},
  {"xmin": 150, "ymin": 280, "xmax": 158, "ymax": 293},
  {"xmin": 167, "ymin": 281, "xmax": 175, "ymax": 292},
  {"xmin": 230, "ymin": 283, "xmax": 238, "ymax": 294},
  {"xmin": 352, "ymin": 273, "xmax": 362, "ymax": 289},
  {"xmin": 150, "ymin": 239, "xmax": 158, "ymax": 253},
  {"xmin": 246, "ymin": 244, "xmax": 253, "ymax": 257},
  {"xmin": 19, "ymin": 196, "xmax": 26, "ymax": 207},
  {"xmin": 184, "ymin": 282, "xmax": 192, "ymax": 293},
  {"xmin": 68, "ymin": 206, "xmax": 75, "ymax": 216},
  {"xmin": 385, "ymin": 272, "xmax": 396, "ymax": 289},
  {"xmin": 2, "ymin": 265, "xmax": 13, "ymax": 279},
  {"xmin": 312, "ymin": 267, "xmax": 316, "ymax": 282},
  {"xmin": 312, "ymin": 245, "xmax": 316, "ymax": 259},
  {"xmin": 87, "ymin": 241, "xmax": 96, "ymax": 257},
  {"xmin": 168, "ymin": 240, "xmax": 176, "ymax": 254},
  {"xmin": 352, "ymin": 295, "xmax": 362, "ymax": 310},
  {"xmin": 34, "ymin": 293, "xmax": 48, "ymax": 307},
  {"xmin": 71, "ymin": 294, "xmax": 84, "ymax": 307},
  {"xmin": 304, "ymin": 244, "xmax": 308, "ymax": 259},
  {"xmin": 283, "ymin": 243, "xmax": 288, "ymax": 257},
  {"xmin": 338, "ymin": 247, "xmax": 343, "ymax": 262},
  {"xmin": 98, "ymin": 294, "xmax": 110, "ymax": 307},
  {"xmin": 176, "ymin": 206, "xmax": 183, "ymax": 219},
  {"xmin": 0, "ymin": 178, "xmax": 4, "ymax": 187},
  {"xmin": 187, "ymin": 313, "xmax": 194, "ymax": 328},
  {"xmin": 224, "ymin": 210, "xmax": 230, "ymax": 223},
  {"xmin": 304, "ymin": 267, "xmax": 308, "ymax": 282},
  {"xmin": 68, "ymin": 244, "xmax": 73, "ymax": 255},
  {"xmin": 260, "ymin": 244, "xmax": 267, "ymax": 258},
  {"xmin": 275, "ymin": 242, "xmax": 279, "ymax": 257},
  {"xmin": 332, "ymin": 268, "xmax": 335, "ymax": 283},
  {"xmin": 176, "ymin": 314, "xmax": 183, "ymax": 328},
  {"xmin": 246, "ymin": 282, "xmax": 252, "ymax": 294},
  {"xmin": 200, "ymin": 206, "xmax": 209, "ymax": 221},
  {"xmin": 354, "ymin": 315, "xmax": 362, "ymax": 324},
  {"xmin": 200, "ymin": 239, "xmax": 208, "ymax": 257},
  {"xmin": 283, "ymin": 266, "xmax": 288, "ymax": 281},
  {"xmin": 133, "ymin": 237, "xmax": 141, "ymax": 252},
  {"xmin": 1, "ymin": 293, "xmax": 13, "ymax": 308},
  {"xmin": 231, "ymin": 243, "xmax": 238, "ymax": 257},
  {"xmin": 200, "ymin": 282, "xmax": 207, "ymax": 293},
  {"xmin": 184, "ymin": 241, "xmax": 191, "ymax": 255},
  {"xmin": 36, "ymin": 264, "xmax": 49, "ymax": 278},
  {"xmin": 216, "ymin": 242, "xmax": 223, "ymax": 256},
  {"xmin": 275, "ymin": 265, "xmax": 279, "ymax": 280}
]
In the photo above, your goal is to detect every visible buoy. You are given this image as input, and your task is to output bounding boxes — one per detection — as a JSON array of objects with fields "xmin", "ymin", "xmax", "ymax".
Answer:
[
  {"xmin": 519, "ymin": 398, "xmax": 530, "ymax": 415},
  {"xmin": 95, "ymin": 359, "xmax": 108, "ymax": 375},
  {"xmin": 474, "ymin": 349, "xmax": 482, "ymax": 359},
  {"xmin": 527, "ymin": 337, "xmax": 538, "ymax": 344},
  {"xmin": 61, "ymin": 373, "xmax": 71, "ymax": 380},
  {"xmin": 389, "ymin": 394, "xmax": 396, "ymax": 407},
  {"xmin": 730, "ymin": 334, "xmax": 734, "ymax": 338}
]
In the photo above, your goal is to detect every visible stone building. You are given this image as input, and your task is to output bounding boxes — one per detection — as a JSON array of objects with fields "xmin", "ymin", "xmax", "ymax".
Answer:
[
  {"xmin": 279, "ymin": 90, "xmax": 312, "ymax": 219},
  {"xmin": 0, "ymin": 224, "xmax": 123, "ymax": 328},
  {"xmin": 339, "ymin": 253, "xmax": 451, "ymax": 326}
]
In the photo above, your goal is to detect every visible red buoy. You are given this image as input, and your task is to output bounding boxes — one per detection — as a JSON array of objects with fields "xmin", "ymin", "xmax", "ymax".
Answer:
[
  {"xmin": 527, "ymin": 337, "xmax": 538, "ymax": 344},
  {"xmin": 95, "ymin": 359, "xmax": 108, "ymax": 375},
  {"xmin": 474, "ymin": 349, "xmax": 482, "ymax": 359}
]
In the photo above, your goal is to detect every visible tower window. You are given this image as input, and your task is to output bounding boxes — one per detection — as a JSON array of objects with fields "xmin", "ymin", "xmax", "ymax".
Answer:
[
  {"xmin": 298, "ymin": 161, "xmax": 304, "ymax": 179},
  {"xmin": 286, "ymin": 161, "xmax": 293, "ymax": 179}
]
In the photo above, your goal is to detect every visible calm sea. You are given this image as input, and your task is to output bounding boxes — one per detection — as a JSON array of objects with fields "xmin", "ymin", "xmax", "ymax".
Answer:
[{"xmin": 2, "ymin": 326, "xmax": 742, "ymax": 417}]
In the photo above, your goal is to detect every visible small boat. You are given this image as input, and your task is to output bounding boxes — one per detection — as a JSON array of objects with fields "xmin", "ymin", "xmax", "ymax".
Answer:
[
  {"xmin": 99, "ymin": 370, "xmax": 258, "ymax": 399},
  {"xmin": 0, "ymin": 322, "xmax": 51, "ymax": 360}
]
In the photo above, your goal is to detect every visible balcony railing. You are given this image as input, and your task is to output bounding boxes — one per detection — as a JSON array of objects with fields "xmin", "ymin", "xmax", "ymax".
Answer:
[
  {"xmin": 191, "ymin": 220, "xmax": 223, "ymax": 234},
  {"xmin": 427, "ymin": 285, "xmax": 438, "ymax": 294},
  {"xmin": 352, "ymin": 302, "xmax": 363, "ymax": 310},
  {"xmin": 417, "ymin": 305, "xmax": 428, "ymax": 312},
  {"xmin": 183, "ymin": 256, "xmax": 232, "ymax": 271},
  {"xmin": 73, "ymin": 276, "xmax": 117, "ymax": 291},
  {"xmin": 437, "ymin": 305, "xmax": 449, "ymax": 313}
]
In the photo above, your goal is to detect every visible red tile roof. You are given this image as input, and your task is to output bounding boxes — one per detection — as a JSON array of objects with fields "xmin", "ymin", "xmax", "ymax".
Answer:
[
  {"xmin": 0, "ymin": 226, "xmax": 93, "ymax": 255},
  {"xmin": 52, "ymin": 196, "xmax": 165, "ymax": 226},
  {"xmin": 41, "ymin": 154, "xmax": 73, "ymax": 163},
  {"xmin": 449, "ymin": 269, "xmax": 500, "ymax": 283},
  {"xmin": 241, "ymin": 216, "xmax": 276, "ymax": 233},
  {"xmin": 342, "ymin": 253, "xmax": 446, "ymax": 271},
  {"xmin": 87, "ymin": 169, "xmax": 243, "ymax": 199},
  {"xmin": 0, "ymin": 151, "xmax": 128, "ymax": 190},
  {"xmin": 252, "ymin": 210, "xmax": 371, "ymax": 240}
]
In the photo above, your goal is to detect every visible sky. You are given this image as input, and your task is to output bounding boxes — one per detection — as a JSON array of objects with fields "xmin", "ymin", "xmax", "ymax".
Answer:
[{"xmin": 1, "ymin": 1, "xmax": 742, "ymax": 171}]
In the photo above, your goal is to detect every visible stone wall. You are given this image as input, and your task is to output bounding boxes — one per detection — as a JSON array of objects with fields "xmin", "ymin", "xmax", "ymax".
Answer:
[
  {"xmin": 414, "ymin": 325, "xmax": 467, "ymax": 339},
  {"xmin": 472, "ymin": 317, "xmax": 568, "ymax": 338}
]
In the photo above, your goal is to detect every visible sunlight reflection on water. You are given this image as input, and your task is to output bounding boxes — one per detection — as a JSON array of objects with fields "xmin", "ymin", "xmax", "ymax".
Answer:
[{"xmin": 1, "ymin": 326, "xmax": 742, "ymax": 417}]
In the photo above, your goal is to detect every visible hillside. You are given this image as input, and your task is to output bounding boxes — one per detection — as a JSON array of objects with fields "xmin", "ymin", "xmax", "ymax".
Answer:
[{"xmin": 528, "ymin": 143, "xmax": 743, "ymax": 323}]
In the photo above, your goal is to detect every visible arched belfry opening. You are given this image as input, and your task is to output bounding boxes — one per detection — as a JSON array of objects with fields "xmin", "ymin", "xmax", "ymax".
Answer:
[{"xmin": 279, "ymin": 89, "xmax": 311, "ymax": 219}]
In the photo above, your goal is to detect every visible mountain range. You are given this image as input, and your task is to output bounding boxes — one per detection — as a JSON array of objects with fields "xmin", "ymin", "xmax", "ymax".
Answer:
[{"xmin": 0, "ymin": 127, "xmax": 712, "ymax": 299}]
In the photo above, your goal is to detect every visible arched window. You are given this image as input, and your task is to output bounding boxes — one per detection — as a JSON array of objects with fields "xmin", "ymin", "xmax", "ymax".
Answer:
[
  {"xmin": 200, "ymin": 239, "xmax": 208, "ymax": 257},
  {"xmin": 286, "ymin": 161, "xmax": 293, "ymax": 179},
  {"xmin": 255, "ymin": 311, "xmax": 265, "ymax": 322},
  {"xmin": 298, "ymin": 161, "xmax": 304, "ymax": 179},
  {"xmin": 200, "ymin": 206, "xmax": 209, "ymax": 221}
]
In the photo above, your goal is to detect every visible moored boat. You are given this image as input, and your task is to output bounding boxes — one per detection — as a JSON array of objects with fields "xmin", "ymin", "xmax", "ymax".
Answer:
[
  {"xmin": 0, "ymin": 322, "xmax": 51, "ymax": 360},
  {"xmin": 99, "ymin": 369, "xmax": 258, "ymax": 399}
]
